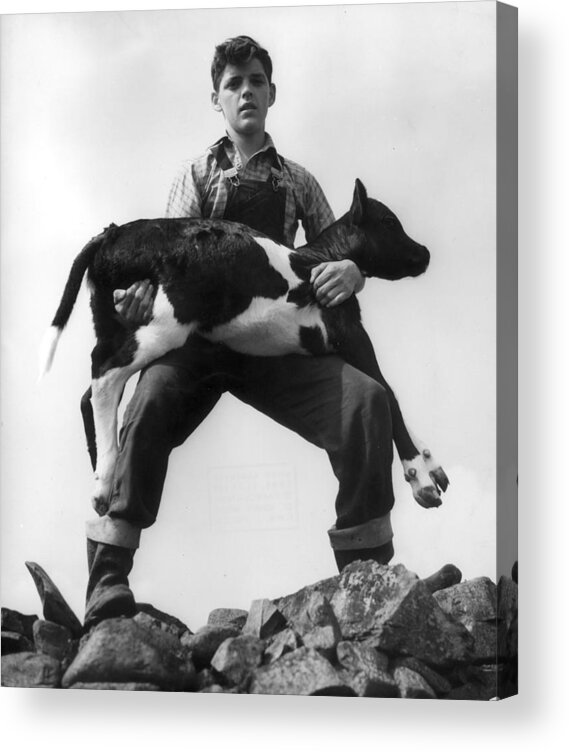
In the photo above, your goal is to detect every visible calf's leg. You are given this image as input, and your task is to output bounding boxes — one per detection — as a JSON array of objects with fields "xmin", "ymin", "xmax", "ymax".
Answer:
[
  {"xmin": 80, "ymin": 386, "xmax": 97, "ymax": 470},
  {"xmin": 333, "ymin": 319, "xmax": 448, "ymax": 509},
  {"xmin": 88, "ymin": 289, "xmax": 196, "ymax": 513},
  {"xmin": 90, "ymin": 365, "xmax": 133, "ymax": 515}
]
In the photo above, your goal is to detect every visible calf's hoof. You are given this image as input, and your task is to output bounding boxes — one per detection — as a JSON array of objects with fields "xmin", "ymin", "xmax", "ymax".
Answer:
[
  {"xmin": 91, "ymin": 493, "xmax": 110, "ymax": 517},
  {"xmin": 92, "ymin": 473, "xmax": 113, "ymax": 516},
  {"xmin": 404, "ymin": 466, "xmax": 442, "ymax": 509},
  {"xmin": 429, "ymin": 466, "xmax": 450, "ymax": 493},
  {"xmin": 420, "ymin": 449, "xmax": 450, "ymax": 493},
  {"xmin": 415, "ymin": 486, "xmax": 443, "ymax": 509}
]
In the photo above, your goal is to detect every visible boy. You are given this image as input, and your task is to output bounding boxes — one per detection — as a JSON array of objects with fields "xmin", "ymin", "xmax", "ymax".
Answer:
[{"xmin": 83, "ymin": 36, "xmax": 395, "ymax": 630}]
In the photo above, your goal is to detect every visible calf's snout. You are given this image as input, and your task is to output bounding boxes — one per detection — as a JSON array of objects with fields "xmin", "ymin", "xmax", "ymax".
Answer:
[{"xmin": 410, "ymin": 244, "xmax": 430, "ymax": 275}]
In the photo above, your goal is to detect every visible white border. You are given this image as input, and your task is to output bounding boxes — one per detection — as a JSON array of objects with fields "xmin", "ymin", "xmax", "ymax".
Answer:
[{"xmin": 1, "ymin": 0, "xmax": 568, "ymax": 749}]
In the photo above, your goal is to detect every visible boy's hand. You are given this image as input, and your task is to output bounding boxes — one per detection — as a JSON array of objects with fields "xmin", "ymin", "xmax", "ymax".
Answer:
[
  {"xmin": 114, "ymin": 280, "xmax": 155, "ymax": 326},
  {"xmin": 310, "ymin": 260, "xmax": 365, "ymax": 307}
]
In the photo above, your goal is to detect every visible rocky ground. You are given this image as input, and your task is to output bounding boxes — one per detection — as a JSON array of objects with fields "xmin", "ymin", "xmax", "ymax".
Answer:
[{"xmin": 1, "ymin": 559, "xmax": 517, "ymax": 699}]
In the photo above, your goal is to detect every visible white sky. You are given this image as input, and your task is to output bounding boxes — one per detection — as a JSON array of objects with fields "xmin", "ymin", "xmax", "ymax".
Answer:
[{"xmin": 0, "ymin": 2, "xmax": 504, "ymax": 630}]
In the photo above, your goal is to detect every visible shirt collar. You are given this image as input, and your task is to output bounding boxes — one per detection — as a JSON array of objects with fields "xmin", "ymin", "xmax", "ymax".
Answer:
[{"xmin": 210, "ymin": 133, "xmax": 280, "ymax": 168}]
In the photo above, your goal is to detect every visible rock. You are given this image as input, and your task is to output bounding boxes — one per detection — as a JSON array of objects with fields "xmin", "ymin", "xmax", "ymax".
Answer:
[
  {"xmin": 497, "ymin": 575, "xmax": 518, "ymax": 659},
  {"xmin": 68, "ymin": 682, "xmax": 161, "ymax": 691},
  {"xmin": 275, "ymin": 575, "xmax": 340, "ymax": 623},
  {"xmin": 264, "ymin": 627, "xmax": 299, "ymax": 664},
  {"xmin": 445, "ymin": 683, "xmax": 491, "ymax": 701},
  {"xmin": 1, "ymin": 651, "xmax": 62, "ymax": 688},
  {"xmin": 498, "ymin": 648, "xmax": 517, "ymax": 699},
  {"xmin": 469, "ymin": 622, "xmax": 500, "ymax": 663},
  {"xmin": 2, "ymin": 631, "xmax": 34, "ymax": 655},
  {"xmin": 200, "ymin": 684, "xmax": 240, "ymax": 693},
  {"xmin": 327, "ymin": 561, "xmax": 474, "ymax": 668},
  {"xmin": 393, "ymin": 666, "xmax": 437, "ymax": 699},
  {"xmin": 24, "ymin": 562, "xmax": 82, "ymax": 637},
  {"xmin": 242, "ymin": 599, "xmax": 286, "ymax": 639},
  {"xmin": 434, "ymin": 577, "xmax": 497, "ymax": 623},
  {"xmin": 392, "ymin": 657, "xmax": 452, "ymax": 696},
  {"xmin": 498, "ymin": 576, "xmax": 518, "ymax": 697},
  {"xmin": 497, "ymin": 576, "xmax": 517, "ymax": 625},
  {"xmin": 434, "ymin": 577, "xmax": 499, "ymax": 662},
  {"xmin": 135, "ymin": 603, "xmax": 192, "ymax": 639},
  {"xmin": 1, "ymin": 557, "xmax": 514, "ymax": 696},
  {"xmin": 285, "ymin": 592, "xmax": 341, "ymax": 657},
  {"xmin": 496, "ymin": 577, "xmax": 518, "ymax": 698},
  {"xmin": 250, "ymin": 647, "xmax": 355, "ymax": 696},
  {"xmin": 337, "ymin": 640, "xmax": 389, "ymax": 673},
  {"xmin": 195, "ymin": 668, "xmax": 218, "ymax": 691},
  {"xmin": 62, "ymin": 617, "xmax": 196, "ymax": 691},
  {"xmin": 33, "ymin": 619, "xmax": 76, "ymax": 668},
  {"xmin": 338, "ymin": 669, "xmax": 397, "ymax": 698},
  {"xmin": 181, "ymin": 625, "xmax": 240, "ymax": 670},
  {"xmin": 446, "ymin": 664, "xmax": 502, "ymax": 701},
  {"xmin": 207, "ymin": 608, "xmax": 248, "ymax": 631},
  {"xmin": 336, "ymin": 642, "xmax": 398, "ymax": 697},
  {"xmin": 422, "ymin": 564, "xmax": 462, "ymax": 594},
  {"xmin": 210, "ymin": 635, "xmax": 265, "ymax": 688},
  {"xmin": 1, "ymin": 607, "xmax": 38, "ymax": 640}
]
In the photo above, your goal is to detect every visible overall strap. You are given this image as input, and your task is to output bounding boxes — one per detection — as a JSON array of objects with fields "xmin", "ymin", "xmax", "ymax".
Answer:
[
  {"xmin": 269, "ymin": 151, "xmax": 286, "ymax": 192},
  {"xmin": 210, "ymin": 138, "xmax": 286, "ymax": 191},
  {"xmin": 210, "ymin": 140, "xmax": 240, "ymax": 186}
]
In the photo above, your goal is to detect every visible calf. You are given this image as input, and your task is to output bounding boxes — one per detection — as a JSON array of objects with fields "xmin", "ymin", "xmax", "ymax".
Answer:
[{"xmin": 40, "ymin": 180, "xmax": 448, "ymax": 514}]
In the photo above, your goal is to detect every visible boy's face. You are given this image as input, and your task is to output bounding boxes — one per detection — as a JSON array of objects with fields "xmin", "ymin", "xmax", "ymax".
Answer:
[{"xmin": 212, "ymin": 58, "xmax": 276, "ymax": 138}]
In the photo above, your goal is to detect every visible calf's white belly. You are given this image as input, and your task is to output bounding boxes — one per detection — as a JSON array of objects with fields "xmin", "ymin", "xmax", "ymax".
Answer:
[{"xmin": 202, "ymin": 295, "xmax": 329, "ymax": 356}]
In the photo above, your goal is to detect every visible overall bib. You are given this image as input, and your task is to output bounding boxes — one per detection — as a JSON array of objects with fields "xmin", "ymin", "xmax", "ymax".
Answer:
[
  {"xmin": 90, "ymin": 144, "xmax": 395, "ymax": 560},
  {"xmin": 210, "ymin": 140, "xmax": 288, "ymax": 245}
]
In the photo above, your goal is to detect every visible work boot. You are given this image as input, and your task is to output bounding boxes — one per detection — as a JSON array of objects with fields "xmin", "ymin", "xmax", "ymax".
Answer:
[
  {"xmin": 333, "ymin": 540, "xmax": 395, "ymax": 572},
  {"xmin": 84, "ymin": 539, "xmax": 137, "ymax": 631}
]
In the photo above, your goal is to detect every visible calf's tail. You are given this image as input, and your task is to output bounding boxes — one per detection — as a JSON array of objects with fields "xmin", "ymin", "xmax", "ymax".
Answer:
[{"xmin": 38, "ymin": 228, "xmax": 109, "ymax": 380}]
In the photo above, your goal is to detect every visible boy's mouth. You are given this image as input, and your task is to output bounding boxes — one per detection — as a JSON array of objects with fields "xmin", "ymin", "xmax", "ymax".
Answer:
[{"xmin": 239, "ymin": 103, "xmax": 257, "ymax": 112}]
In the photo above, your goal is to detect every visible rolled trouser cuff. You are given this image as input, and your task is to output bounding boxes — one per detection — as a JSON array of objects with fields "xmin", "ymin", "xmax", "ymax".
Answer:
[
  {"xmin": 86, "ymin": 516, "xmax": 141, "ymax": 550},
  {"xmin": 328, "ymin": 514, "xmax": 393, "ymax": 551}
]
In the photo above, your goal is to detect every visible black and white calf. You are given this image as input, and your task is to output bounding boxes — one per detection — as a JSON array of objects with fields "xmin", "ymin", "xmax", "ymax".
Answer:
[{"xmin": 40, "ymin": 180, "xmax": 448, "ymax": 513}]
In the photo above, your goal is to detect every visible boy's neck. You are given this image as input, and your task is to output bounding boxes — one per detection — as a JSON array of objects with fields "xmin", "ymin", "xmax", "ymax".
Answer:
[{"xmin": 227, "ymin": 129, "xmax": 267, "ymax": 166}]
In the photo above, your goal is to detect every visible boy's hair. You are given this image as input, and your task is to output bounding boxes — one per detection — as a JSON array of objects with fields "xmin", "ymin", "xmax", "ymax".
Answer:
[{"xmin": 211, "ymin": 36, "xmax": 273, "ymax": 91}]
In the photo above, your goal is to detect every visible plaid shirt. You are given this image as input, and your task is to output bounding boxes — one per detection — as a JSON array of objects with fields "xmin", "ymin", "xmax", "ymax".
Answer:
[{"xmin": 165, "ymin": 134, "xmax": 335, "ymax": 248}]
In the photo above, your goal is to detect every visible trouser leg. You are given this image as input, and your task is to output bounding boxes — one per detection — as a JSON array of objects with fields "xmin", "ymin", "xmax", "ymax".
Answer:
[
  {"xmin": 103, "ymin": 338, "xmax": 225, "ymax": 529},
  {"xmin": 80, "ymin": 338, "xmax": 225, "ymax": 628},
  {"xmin": 226, "ymin": 353, "xmax": 395, "ymax": 553}
]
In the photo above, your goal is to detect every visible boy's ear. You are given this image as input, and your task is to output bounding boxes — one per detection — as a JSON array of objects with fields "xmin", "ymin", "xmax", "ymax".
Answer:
[
  {"xmin": 350, "ymin": 179, "xmax": 368, "ymax": 225},
  {"xmin": 211, "ymin": 91, "xmax": 222, "ymax": 112},
  {"xmin": 269, "ymin": 83, "xmax": 277, "ymax": 108}
]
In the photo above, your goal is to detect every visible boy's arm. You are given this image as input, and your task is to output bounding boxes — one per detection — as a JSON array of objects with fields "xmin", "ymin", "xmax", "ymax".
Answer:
[
  {"xmin": 311, "ymin": 260, "xmax": 365, "ymax": 308},
  {"xmin": 165, "ymin": 162, "xmax": 204, "ymax": 219},
  {"xmin": 114, "ymin": 163, "xmax": 203, "ymax": 325},
  {"xmin": 301, "ymin": 172, "xmax": 365, "ymax": 308}
]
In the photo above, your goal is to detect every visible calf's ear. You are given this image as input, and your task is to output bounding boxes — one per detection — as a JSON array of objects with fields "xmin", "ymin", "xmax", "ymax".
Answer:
[{"xmin": 350, "ymin": 179, "xmax": 368, "ymax": 225}]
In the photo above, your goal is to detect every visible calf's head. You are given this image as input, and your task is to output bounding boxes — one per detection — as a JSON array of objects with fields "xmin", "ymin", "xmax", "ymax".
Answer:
[{"xmin": 348, "ymin": 179, "xmax": 430, "ymax": 280}]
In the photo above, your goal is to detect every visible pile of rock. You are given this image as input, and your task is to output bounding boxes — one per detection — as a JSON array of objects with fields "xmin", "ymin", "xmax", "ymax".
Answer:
[{"xmin": 1, "ymin": 560, "xmax": 518, "ymax": 699}]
